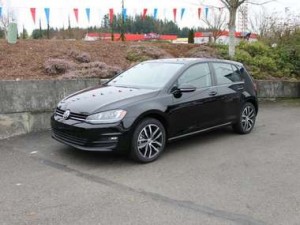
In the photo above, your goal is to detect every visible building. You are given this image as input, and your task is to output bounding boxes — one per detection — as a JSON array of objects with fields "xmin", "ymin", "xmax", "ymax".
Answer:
[
  {"xmin": 84, "ymin": 33, "xmax": 177, "ymax": 42},
  {"xmin": 194, "ymin": 31, "xmax": 257, "ymax": 45}
]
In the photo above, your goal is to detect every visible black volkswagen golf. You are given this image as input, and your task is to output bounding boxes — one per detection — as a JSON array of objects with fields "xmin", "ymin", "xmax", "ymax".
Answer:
[{"xmin": 51, "ymin": 58, "xmax": 258, "ymax": 163}]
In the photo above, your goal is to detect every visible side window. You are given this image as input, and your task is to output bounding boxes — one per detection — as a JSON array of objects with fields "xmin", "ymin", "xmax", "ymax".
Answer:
[
  {"xmin": 231, "ymin": 65, "xmax": 244, "ymax": 82},
  {"xmin": 178, "ymin": 63, "xmax": 212, "ymax": 89},
  {"xmin": 213, "ymin": 63, "xmax": 242, "ymax": 85}
]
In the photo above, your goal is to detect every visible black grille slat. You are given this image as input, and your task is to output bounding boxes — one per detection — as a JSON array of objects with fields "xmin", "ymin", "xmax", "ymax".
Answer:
[{"xmin": 52, "ymin": 128, "xmax": 87, "ymax": 146}]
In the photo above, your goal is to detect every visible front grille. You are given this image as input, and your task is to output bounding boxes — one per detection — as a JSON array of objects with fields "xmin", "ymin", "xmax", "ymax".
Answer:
[
  {"xmin": 52, "ymin": 127, "xmax": 88, "ymax": 146},
  {"xmin": 55, "ymin": 108, "xmax": 88, "ymax": 121}
]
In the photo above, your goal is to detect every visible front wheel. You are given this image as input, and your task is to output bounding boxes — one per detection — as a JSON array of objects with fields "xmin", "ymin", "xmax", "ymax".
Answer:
[
  {"xmin": 130, "ymin": 118, "xmax": 166, "ymax": 163},
  {"xmin": 233, "ymin": 102, "xmax": 256, "ymax": 134}
]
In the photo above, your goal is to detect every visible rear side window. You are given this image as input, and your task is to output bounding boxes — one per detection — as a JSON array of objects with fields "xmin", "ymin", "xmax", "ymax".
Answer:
[
  {"xmin": 212, "ymin": 63, "xmax": 243, "ymax": 85},
  {"xmin": 178, "ymin": 63, "xmax": 212, "ymax": 89}
]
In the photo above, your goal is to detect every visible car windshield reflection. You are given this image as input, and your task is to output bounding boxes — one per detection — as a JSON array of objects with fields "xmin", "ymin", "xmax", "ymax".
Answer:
[{"xmin": 108, "ymin": 62, "xmax": 184, "ymax": 89}]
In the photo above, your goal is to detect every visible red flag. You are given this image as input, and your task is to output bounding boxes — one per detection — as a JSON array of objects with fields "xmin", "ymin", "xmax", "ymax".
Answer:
[
  {"xmin": 142, "ymin": 8, "xmax": 147, "ymax": 20},
  {"xmin": 173, "ymin": 8, "xmax": 177, "ymax": 22},
  {"xmin": 30, "ymin": 8, "xmax": 36, "ymax": 24},
  {"xmin": 73, "ymin": 8, "xmax": 79, "ymax": 23},
  {"xmin": 198, "ymin": 8, "xmax": 202, "ymax": 20},
  {"xmin": 109, "ymin": 8, "xmax": 114, "ymax": 24}
]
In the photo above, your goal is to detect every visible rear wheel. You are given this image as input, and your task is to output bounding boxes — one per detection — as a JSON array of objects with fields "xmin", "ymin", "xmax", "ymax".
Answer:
[
  {"xmin": 130, "ymin": 118, "xmax": 166, "ymax": 163},
  {"xmin": 233, "ymin": 102, "xmax": 256, "ymax": 134}
]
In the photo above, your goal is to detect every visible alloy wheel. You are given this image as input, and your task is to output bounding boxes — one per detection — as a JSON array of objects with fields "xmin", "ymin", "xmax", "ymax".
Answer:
[
  {"xmin": 241, "ymin": 105, "xmax": 256, "ymax": 132},
  {"xmin": 137, "ymin": 124, "xmax": 163, "ymax": 160}
]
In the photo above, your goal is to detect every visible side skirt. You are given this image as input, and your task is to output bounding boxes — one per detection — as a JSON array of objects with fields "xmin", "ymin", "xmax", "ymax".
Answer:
[{"xmin": 168, "ymin": 122, "xmax": 232, "ymax": 142}]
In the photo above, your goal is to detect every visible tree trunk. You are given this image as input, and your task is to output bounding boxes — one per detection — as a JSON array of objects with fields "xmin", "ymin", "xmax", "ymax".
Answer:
[
  {"xmin": 228, "ymin": 25, "xmax": 236, "ymax": 57},
  {"xmin": 228, "ymin": 8, "xmax": 237, "ymax": 58}
]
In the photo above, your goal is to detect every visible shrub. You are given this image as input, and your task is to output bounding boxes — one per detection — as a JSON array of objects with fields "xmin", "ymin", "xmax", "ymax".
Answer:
[
  {"xmin": 69, "ymin": 50, "xmax": 92, "ymax": 63},
  {"xmin": 234, "ymin": 49, "xmax": 253, "ymax": 65},
  {"xmin": 126, "ymin": 45, "xmax": 172, "ymax": 62},
  {"xmin": 44, "ymin": 59, "xmax": 76, "ymax": 75},
  {"xmin": 76, "ymin": 61, "xmax": 122, "ymax": 78},
  {"xmin": 188, "ymin": 29, "xmax": 194, "ymax": 44},
  {"xmin": 238, "ymin": 41, "xmax": 271, "ymax": 57},
  {"xmin": 253, "ymin": 55, "xmax": 277, "ymax": 72}
]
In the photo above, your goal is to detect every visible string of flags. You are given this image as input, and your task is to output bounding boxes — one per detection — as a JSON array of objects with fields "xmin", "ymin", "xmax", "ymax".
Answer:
[
  {"xmin": 0, "ymin": 6, "xmax": 220, "ymax": 25},
  {"xmin": 106, "ymin": 7, "xmax": 215, "ymax": 24}
]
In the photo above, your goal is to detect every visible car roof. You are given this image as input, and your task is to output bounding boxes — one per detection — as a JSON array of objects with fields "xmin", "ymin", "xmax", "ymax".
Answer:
[{"xmin": 145, "ymin": 58, "xmax": 244, "ymax": 67}]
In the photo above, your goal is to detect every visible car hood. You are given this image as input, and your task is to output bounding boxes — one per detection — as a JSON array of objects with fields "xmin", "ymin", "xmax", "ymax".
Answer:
[{"xmin": 58, "ymin": 85, "xmax": 160, "ymax": 114}]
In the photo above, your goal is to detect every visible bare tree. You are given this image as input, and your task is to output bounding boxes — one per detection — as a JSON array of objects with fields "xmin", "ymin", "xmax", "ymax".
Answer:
[
  {"xmin": 250, "ymin": 9, "xmax": 300, "ymax": 44},
  {"xmin": 0, "ymin": 10, "xmax": 15, "ymax": 39},
  {"xmin": 202, "ymin": 8, "xmax": 227, "ymax": 43},
  {"xmin": 0, "ymin": 16, "xmax": 10, "ymax": 39},
  {"xmin": 220, "ymin": 0, "xmax": 273, "ymax": 57},
  {"xmin": 220, "ymin": 0, "xmax": 247, "ymax": 57}
]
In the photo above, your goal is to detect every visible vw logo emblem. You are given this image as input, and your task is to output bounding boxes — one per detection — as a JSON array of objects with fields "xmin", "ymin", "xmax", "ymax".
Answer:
[{"xmin": 62, "ymin": 110, "xmax": 71, "ymax": 120}]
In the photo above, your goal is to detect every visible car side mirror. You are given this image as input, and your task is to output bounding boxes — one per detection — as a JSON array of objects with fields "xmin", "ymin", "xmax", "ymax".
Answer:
[{"xmin": 171, "ymin": 84, "xmax": 196, "ymax": 98}]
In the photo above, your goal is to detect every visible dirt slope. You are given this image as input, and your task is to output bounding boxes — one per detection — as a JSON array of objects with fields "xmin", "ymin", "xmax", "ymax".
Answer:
[{"xmin": 0, "ymin": 40, "xmax": 218, "ymax": 80}]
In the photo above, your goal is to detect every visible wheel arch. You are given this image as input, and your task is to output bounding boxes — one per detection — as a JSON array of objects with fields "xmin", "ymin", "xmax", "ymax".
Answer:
[
  {"xmin": 245, "ymin": 97, "xmax": 258, "ymax": 113},
  {"xmin": 129, "ymin": 110, "xmax": 169, "ymax": 137}
]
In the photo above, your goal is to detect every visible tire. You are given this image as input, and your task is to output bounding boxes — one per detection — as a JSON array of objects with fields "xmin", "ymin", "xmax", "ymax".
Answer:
[
  {"xmin": 130, "ymin": 118, "xmax": 166, "ymax": 163},
  {"xmin": 233, "ymin": 102, "xmax": 256, "ymax": 134}
]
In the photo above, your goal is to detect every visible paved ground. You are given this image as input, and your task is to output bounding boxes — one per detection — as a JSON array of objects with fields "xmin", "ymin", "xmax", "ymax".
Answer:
[{"xmin": 1, "ymin": 100, "xmax": 300, "ymax": 225}]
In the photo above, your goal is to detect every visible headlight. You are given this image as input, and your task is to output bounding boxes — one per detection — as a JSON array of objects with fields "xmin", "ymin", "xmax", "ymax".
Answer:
[{"xmin": 86, "ymin": 110, "xmax": 127, "ymax": 124}]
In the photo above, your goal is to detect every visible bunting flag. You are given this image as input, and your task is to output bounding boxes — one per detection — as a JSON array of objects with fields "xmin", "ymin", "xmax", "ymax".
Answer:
[
  {"xmin": 205, "ymin": 7, "xmax": 209, "ymax": 19},
  {"xmin": 109, "ymin": 8, "xmax": 114, "ymax": 24},
  {"xmin": 142, "ymin": 8, "xmax": 147, "ymax": 20},
  {"xmin": 198, "ymin": 8, "xmax": 202, "ymax": 19},
  {"xmin": 122, "ymin": 8, "xmax": 127, "ymax": 21},
  {"xmin": 86, "ymin": 8, "xmax": 90, "ymax": 23},
  {"xmin": 44, "ymin": 8, "xmax": 50, "ymax": 25},
  {"xmin": 180, "ymin": 8, "xmax": 185, "ymax": 20},
  {"xmin": 73, "ymin": 8, "xmax": 79, "ymax": 23},
  {"xmin": 6, "ymin": 5, "xmax": 219, "ymax": 28},
  {"xmin": 0, "ymin": 7, "xmax": 2, "ymax": 18},
  {"xmin": 173, "ymin": 8, "xmax": 177, "ymax": 22},
  {"xmin": 153, "ymin": 8, "xmax": 158, "ymax": 19},
  {"xmin": 30, "ymin": 8, "xmax": 36, "ymax": 24}
]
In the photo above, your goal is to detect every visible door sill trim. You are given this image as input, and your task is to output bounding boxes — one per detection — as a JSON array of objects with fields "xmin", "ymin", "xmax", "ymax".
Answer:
[{"xmin": 168, "ymin": 122, "xmax": 232, "ymax": 141}]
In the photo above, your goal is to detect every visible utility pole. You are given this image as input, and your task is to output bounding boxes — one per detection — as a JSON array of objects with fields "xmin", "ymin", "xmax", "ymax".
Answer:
[
  {"xmin": 120, "ymin": 0, "xmax": 125, "ymax": 41},
  {"xmin": 238, "ymin": 0, "xmax": 249, "ymax": 33}
]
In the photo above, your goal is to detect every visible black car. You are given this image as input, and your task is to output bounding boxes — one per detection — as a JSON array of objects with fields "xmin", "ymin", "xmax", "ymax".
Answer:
[{"xmin": 51, "ymin": 58, "xmax": 258, "ymax": 163}]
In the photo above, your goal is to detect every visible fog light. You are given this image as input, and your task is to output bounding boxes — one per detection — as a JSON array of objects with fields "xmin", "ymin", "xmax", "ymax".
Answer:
[{"xmin": 110, "ymin": 137, "xmax": 118, "ymax": 141}]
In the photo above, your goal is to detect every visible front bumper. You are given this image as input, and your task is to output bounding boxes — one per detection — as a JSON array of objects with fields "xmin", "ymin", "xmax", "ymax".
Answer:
[{"xmin": 51, "ymin": 116, "xmax": 130, "ymax": 152}]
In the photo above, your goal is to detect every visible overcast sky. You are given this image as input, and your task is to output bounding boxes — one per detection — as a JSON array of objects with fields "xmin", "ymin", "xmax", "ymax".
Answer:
[{"xmin": 1, "ymin": 0, "xmax": 300, "ymax": 33}]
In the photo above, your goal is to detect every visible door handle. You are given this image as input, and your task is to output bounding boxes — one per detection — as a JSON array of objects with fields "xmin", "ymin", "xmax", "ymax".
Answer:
[{"xmin": 209, "ymin": 91, "xmax": 217, "ymax": 96}]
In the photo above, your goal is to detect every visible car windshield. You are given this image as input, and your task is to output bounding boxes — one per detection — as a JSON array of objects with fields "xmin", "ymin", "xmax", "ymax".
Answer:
[{"xmin": 108, "ymin": 62, "xmax": 184, "ymax": 89}]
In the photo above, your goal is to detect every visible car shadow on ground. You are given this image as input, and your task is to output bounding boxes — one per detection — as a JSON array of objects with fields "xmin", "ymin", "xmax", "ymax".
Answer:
[{"xmin": 51, "ymin": 126, "xmax": 236, "ymax": 167}]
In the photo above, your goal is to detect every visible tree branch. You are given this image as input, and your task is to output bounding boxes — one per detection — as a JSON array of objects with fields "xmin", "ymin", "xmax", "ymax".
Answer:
[{"xmin": 247, "ymin": 0, "xmax": 276, "ymax": 5}]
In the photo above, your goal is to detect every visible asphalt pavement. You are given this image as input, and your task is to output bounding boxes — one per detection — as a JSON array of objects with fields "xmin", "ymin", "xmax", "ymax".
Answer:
[{"xmin": 1, "ymin": 100, "xmax": 300, "ymax": 225}]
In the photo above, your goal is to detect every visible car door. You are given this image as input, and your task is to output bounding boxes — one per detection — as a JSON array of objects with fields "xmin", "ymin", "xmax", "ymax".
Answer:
[
  {"xmin": 211, "ymin": 62, "xmax": 245, "ymax": 123},
  {"xmin": 167, "ymin": 63, "xmax": 223, "ymax": 138}
]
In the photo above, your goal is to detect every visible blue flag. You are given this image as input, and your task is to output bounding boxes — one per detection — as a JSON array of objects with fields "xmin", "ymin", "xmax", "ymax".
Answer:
[
  {"xmin": 44, "ymin": 8, "xmax": 50, "ymax": 24},
  {"xmin": 86, "ymin": 8, "xmax": 90, "ymax": 23},
  {"xmin": 181, "ymin": 8, "xmax": 185, "ymax": 20},
  {"xmin": 205, "ymin": 7, "xmax": 209, "ymax": 19},
  {"xmin": 122, "ymin": 8, "xmax": 127, "ymax": 21},
  {"xmin": 153, "ymin": 8, "xmax": 158, "ymax": 19}
]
